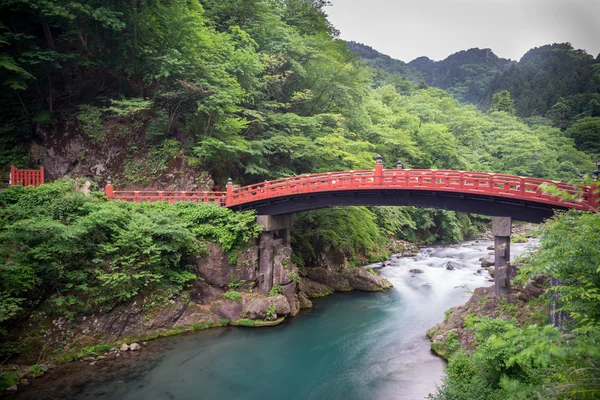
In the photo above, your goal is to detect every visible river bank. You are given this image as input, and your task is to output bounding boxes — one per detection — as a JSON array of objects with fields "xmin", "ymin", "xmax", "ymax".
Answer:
[{"xmin": 3, "ymin": 236, "xmax": 539, "ymax": 399}]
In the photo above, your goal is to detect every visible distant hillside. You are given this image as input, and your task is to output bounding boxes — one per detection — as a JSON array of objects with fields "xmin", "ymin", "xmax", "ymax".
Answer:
[
  {"xmin": 348, "ymin": 42, "xmax": 600, "ymax": 135},
  {"xmin": 347, "ymin": 41, "xmax": 425, "ymax": 84},
  {"xmin": 408, "ymin": 48, "xmax": 514, "ymax": 104},
  {"xmin": 484, "ymin": 43, "xmax": 600, "ymax": 122}
]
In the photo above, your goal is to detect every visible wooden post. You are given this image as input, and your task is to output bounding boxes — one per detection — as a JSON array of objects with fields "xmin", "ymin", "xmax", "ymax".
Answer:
[
  {"xmin": 226, "ymin": 177, "xmax": 233, "ymax": 207},
  {"xmin": 375, "ymin": 154, "xmax": 383, "ymax": 186},
  {"xmin": 10, "ymin": 166, "xmax": 15, "ymax": 185},
  {"xmin": 493, "ymin": 217, "xmax": 512, "ymax": 296},
  {"xmin": 105, "ymin": 177, "xmax": 114, "ymax": 200},
  {"xmin": 39, "ymin": 166, "xmax": 45, "ymax": 185}
]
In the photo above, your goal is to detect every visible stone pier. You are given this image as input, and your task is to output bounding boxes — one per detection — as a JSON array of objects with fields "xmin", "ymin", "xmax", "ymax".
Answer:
[
  {"xmin": 256, "ymin": 215, "xmax": 293, "ymax": 296},
  {"xmin": 493, "ymin": 216, "xmax": 512, "ymax": 296}
]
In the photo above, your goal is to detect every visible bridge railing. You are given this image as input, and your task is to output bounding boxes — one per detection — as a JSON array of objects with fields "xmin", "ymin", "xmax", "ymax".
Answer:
[
  {"xmin": 106, "ymin": 168, "xmax": 597, "ymax": 211},
  {"xmin": 227, "ymin": 168, "xmax": 596, "ymax": 210},
  {"xmin": 107, "ymin": 189, "xmax": 226, "ymax": 205},
  {"xmin": 10, "ymin": 166, "xmax": 44, "ymax": 187}
]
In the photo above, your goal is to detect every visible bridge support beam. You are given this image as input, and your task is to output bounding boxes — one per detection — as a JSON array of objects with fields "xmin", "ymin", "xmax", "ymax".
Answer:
[
  {"xmin": 257, "ymin": 215, "xmax": 293, "ymax": 296},
  {"xmin": 493, "ymin": 217, "xmax": 512, "ymax": 296}
]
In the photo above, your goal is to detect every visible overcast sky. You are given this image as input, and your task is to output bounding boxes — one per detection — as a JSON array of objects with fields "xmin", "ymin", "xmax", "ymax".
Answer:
[{"xmin": 327, "ymin": 0, "xmax": 600, "ymax": 62}]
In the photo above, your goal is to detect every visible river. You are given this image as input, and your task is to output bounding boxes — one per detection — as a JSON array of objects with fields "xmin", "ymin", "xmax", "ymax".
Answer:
[{"xmin": 77, "ymin": 239, "xmax": 536, "ymax": 400}]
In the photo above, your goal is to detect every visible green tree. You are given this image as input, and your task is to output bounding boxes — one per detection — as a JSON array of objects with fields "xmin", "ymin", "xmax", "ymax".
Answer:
[{"xmin": 489, "ymin": 90, "xmax": 515, "ymax": 115}]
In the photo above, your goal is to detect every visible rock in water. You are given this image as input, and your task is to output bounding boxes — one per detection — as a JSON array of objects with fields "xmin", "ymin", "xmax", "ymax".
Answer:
[
  {"xmin": 120, "ymin": 344, "xmax": 130, "ymax": 351},
  {"xmin": 6, "ymin": 385, "xmax": 17, "ymax": 392},
  {"xmin": 480, "ymin": 255, "xmax": 494, "ymax": 268},
  {"xmin": 130, "ymin": 343, "xmax": 141, "ymax": 351},
  {"xmin": 445, "ymin": 262, "xmax": 457, "ymax": 270},
  {"xmin": 409, "ymin": 269, "xmax": 424, "ymax": 274}
]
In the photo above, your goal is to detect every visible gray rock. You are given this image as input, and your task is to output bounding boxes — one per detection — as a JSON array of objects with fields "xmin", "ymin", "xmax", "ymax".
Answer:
[
  {"xmin": 342, "ymin": 268, "xmax": 392, "ymax": 291},
  {"xmin": 120, "ymin": 344, "xmax": 129, "ymax": 351},
  {"xmin": 480, "ymin": 255, "xmax": 494, "ymax": 268},
  {"xmin": 89, "ymin": 362, "xmax": 96, "ymax": 366},
  {"xmin": 305, "ymin": 266, "xmax": 352, "ymax": 291},
  {"xmin": 445, "ymin": 262, "xmax": 457, "ymax": 270},
  {"xmin": 299, "ymin": 277, "xmax": 334, "ymax": 298},
  {"xmin": 243, "ymin": 298, "xmax": 269, "ymax": 320},
  {"xmin": 271, "ymin": 295, "xmax": 291, "ymax": 316},
  {"xmin": 282, "ymin": 282, "xmax": 300, "ymax": 316},
  {"xmin": 409, "ymin": 269, "xmax": 424, "ymax": 274},
  {"xmin": 130, "ymin": 343, "xmax": 141, "ymax": 351},
  {"xmin": 487, "ymin": 245, "xmax": 495, "ymax": 250},
  {"xmin": 211, "ymin": 300, "xmax": 243, "ymax": 321},
  {"xmin": 6, "ymin": 385, "xmax": 17, "ymax": 392},
  {"xmin": 298, "ymin": 292, "xmax": 313, "ymax": 309},
  {"xmin": 192, "ymin": 243, "xmax": 257, "ymax": 287},
  {"xmin": 83, "ymin": 356, "xmax": 95, "ymax": 362}
]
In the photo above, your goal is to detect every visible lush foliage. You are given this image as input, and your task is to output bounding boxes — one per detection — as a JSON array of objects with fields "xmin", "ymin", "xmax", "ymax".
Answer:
[
  {"xmin": 0, "ymin": 182, "xmax": 261, "ymax": 323},
  {"xmin": 0, "ymin": 1, "xmax": 594, "ymax": 264},
  {"xmin": 431, "ymin": 210, "xmax": 600, "ymax": 399}
]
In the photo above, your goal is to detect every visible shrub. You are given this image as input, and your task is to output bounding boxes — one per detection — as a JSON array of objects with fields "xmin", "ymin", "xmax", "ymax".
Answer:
[
  {"xmin": 269, "ymin": 284, "xmax": 283, "ymax": 297},
  {"xmin": 221, "ymin": 291, "xmax": 242, "ymax": 301}
]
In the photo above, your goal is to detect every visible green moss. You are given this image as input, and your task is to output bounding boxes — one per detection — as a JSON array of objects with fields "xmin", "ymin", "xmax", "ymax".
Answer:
[
  {"xmin": 0, "ymin": 371, "xmax": 19, "ymax": 390},
  {"xmin": 55, "ymin": 343, "xmax": 113, "ymax": 364},
  {"xmin": 232, "ymin": 318, "xmax": 255, "ymax": 327},
  {"xmin": 221, "ymin": 291, "xmax": 242, "ymax": 301},
  {"xmin": 232, "ymin": 317, "xmax": 285, "ymax": 327}
]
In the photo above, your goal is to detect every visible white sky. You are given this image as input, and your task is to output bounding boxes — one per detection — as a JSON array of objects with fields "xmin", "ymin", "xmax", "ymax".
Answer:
[{"xmin": 327, "ymin": 0, "xmax": 600, "ymax": 62}]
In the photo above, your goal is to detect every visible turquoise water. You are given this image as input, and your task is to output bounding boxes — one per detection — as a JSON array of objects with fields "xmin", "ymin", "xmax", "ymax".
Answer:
[{"xmin": 79, "ymin": 240, "xmax": 536, "ymax": 400}]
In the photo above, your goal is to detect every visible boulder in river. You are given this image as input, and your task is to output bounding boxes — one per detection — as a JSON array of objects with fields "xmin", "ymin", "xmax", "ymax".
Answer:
[
  {"xmin": 480, "ymin": 255, "xmax": 494, "ymax": 268},
  {"xmin": 6, "ymin": 385, "xmax": 17, "ymax": 392},
  {"xmin": 409, "ymin": 269, "xmax": 424, "ymax": 274},
  {"xmin": 445, "ymin": 262, "xmax": 457, "ymax": 271},
  {"xmin": 130, "ymin": 343, "xmax": 141, "ymax": 351},
  {"xmin": 120, "ymin": 344, "xmax": 129, "ymax": 352},
  {"xmin": 487, "ymin": 245, "xmax": 495, "ymax": 250},
  {"xmin": 243, "ymin": 298, "xmax": 269, "ymax": 320},
  {"xmin": 342, "ymin": 267, "xmax": 392, "ymax": 291},
  {"xmin": 271, "ymin": 295, "xmax": 291, "ymax": 316}
]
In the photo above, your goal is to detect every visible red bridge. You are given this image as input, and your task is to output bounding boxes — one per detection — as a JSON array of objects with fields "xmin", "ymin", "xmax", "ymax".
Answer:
[{"xmin": 105, "ymin": 161, "xmax": 598, "ymax": 223}]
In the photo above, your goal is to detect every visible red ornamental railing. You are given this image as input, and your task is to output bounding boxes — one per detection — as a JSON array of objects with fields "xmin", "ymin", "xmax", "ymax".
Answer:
[
  {"xmin": 106, "ymin": 166, "xmax": 599, "ymax": 212},
  {"xmin": 10, "ymin": 166, "xmax": 45, "ymax": 187}
]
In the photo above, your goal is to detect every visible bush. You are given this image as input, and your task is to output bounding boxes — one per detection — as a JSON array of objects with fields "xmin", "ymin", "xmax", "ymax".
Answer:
[
  {"xmin": 269, "ymin": 284, "xmax": 283, "ymax": 297},
  {"xmin": 221, "ymin": 291, "xmax": 242, "ymax": 301},
  {"xmin": 0, "ymin": 182, "xmax": 261, "ymax": 324}
]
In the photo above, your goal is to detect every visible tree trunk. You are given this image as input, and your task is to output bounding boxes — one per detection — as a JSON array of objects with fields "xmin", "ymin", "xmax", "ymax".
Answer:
[{"xmin": 42, "ymin": 23, "xmax": 56, "ymax": 50}]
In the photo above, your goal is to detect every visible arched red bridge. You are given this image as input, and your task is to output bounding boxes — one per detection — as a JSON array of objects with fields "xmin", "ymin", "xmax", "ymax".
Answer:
[{"xmin": 105, "ymin": 163, "xmax": 598, "ymax": 223}]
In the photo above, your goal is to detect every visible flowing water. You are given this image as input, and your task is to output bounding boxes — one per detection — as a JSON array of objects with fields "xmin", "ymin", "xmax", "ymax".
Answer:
[{"xmin": 79, "ymin": 239, "xmax": 536, "ymax": 400}]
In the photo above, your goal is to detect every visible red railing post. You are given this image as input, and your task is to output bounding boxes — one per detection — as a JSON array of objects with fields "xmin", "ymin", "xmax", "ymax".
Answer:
[
  {"xmin": 589, "ymin": 182, "xmax": 599, "ymax": 210},
  {"xmin": 225, "ymin": 177, "xmax": 233, "ymax": 207},
  {"xmin": 10, "ymin": 165, "xmax": 15, "ymax": 185},
  {"xmin": 105, "ymin": 177, "xmax": 114, "ymax": 200},
  {"xmin": 39, "ymin": 166, "xmax": 44, "ymax": 185},
  {"xmin": 375, "ymin": 155, "xmax": 383, "ymax": 186}
]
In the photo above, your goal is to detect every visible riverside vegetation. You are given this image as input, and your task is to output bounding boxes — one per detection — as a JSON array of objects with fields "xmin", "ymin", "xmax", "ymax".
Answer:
[
  {"xmin": 0, "ymin": 0, "xmax": 599, "ymax": 397},
  {"xmin": 427, "ymin": 209, "xmax": 600, "ymax": 399}
]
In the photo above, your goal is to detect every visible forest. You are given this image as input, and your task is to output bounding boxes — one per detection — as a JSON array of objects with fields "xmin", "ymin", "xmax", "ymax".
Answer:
[{"xmin": 0, "ymin": 0, "xmax": 599, "ymax": 397}]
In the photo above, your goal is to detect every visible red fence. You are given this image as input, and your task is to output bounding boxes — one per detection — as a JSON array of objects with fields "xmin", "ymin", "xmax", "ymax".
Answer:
[
  {"xmin": 106, "ymin": 167, "xmax": 599, "ymax": 212},
  {"xmin": 10, "ymin": 166, "xmax": 44, "ymax": 187}
]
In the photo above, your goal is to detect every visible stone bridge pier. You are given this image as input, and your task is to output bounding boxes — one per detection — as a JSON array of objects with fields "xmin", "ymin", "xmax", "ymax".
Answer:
[
  {"xmin": 256, "ymin": 215, "xmax": 294, "ymax": 296},
  {"xmin": 493, "ymin": 217, "xmax": 512, "ymax": 296}
]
